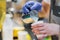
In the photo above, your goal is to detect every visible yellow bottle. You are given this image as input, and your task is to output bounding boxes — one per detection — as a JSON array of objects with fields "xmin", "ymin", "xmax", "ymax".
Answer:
[
  {"xmin": 13, "ymin": 27, "xmax": 25, "ymax": 37},
  {"xmin": 26, "ymin": 33, "xmax": 32, "ymax": 40},
  {"xmin": 0, "ymin": 0, "xmax": 6, "ymax": 31}
]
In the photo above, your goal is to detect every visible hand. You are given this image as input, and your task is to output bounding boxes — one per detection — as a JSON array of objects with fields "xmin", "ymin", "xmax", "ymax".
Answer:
[
  {"xmin": 22, "ymin": 1, "xmax": 42, "ymax": 14},
  {"xmin": 31, "ymin": 22, "xmax": 59, "ymax": 39}
]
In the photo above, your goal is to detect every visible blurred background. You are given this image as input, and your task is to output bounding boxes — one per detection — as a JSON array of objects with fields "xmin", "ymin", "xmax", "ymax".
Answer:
[{"xmin": 0, "ymin": 0, "xmax": 60, "ymax": 40}]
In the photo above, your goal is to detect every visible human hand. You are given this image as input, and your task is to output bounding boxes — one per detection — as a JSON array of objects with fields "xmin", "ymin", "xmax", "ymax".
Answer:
[
  {"xmin": 22, "ymin": 1, "xmax": 42, "ymax": 14},
  {"xmin": 31, "ymin": 22, "xmax": 59, "ymax": 40}
]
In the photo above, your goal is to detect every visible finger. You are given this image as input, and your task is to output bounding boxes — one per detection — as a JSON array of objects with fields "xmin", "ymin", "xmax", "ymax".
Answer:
[
  {"xmin": 31, "ymin": 23, "xmax": 39, "ymax": 27},
  {"xmin": 31, "ymin": 3, "xmax": 37, "ymax": 10},
  {"xmin": 38, "ymin": 38, "xmax": 43, "ymax": 40},
  {"xmin": 36, "ymin": 34, "xmax": 48, "ymax": 40},
  {"xmin": 31, "ymin": 24, "xmax": 44, "ymax": 29},
  {"xmin": 23, "ymin": 7, "xmax": 29, "ymax": 14},
  {"xmin": 32, "ymin": 29, "xmax": 39, "ymax": 33},
  {"xmin": 33, "ymin": 30, "xmax": 46, "ymax": 35},
  {"xmin": 32, "ymin": 27, "xmax": 44, "ymax": 33},
  {"xmin": 38, "ymin": 27, "xmax": 45, "ymax": 31},
  {"xmin": 31, "ymin": 21, "xmax": 43, "ymax": 27},
  {"xmin": 32, "ymin": 27, "xmax": 45, "ymax": 31},
  {"xmin": 38, "ymin": 38, "xmax": 44, "ymax": 40},
  {"xmin": 31, "ymin": 26, "xmax": 38, "ymax": 29},
  {"xmin": 40, "ymin": 30, "xmax": 46, "ymax": 34},
  {"xmin": 32, "ymin": 21, "xmax": 47, "ymax": 26},
  {"xmin": 37, "ymin": 34, "xmax": 45, "ymax": 39},
  {"xmin": 32, "ymin": 30, "xmax": 40, "ymax": 35},
  {"xmin": 34, "ymin": 32, "xmax": 40, "ymax": 35},
  {"xmin": 31, "ymin": 21, "xmax": 45, "ymax": 27}
]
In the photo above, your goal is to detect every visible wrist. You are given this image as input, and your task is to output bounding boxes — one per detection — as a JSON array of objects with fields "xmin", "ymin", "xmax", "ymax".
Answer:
[
  {"xmin": 56, "ymin": 24, "xmax": 60, "ymax": 36},
  {"xmin": 54, "ymin": 24, "xmax": 60, "ymax": 36},
  {"xmin": 50, "ymin": 23, "xmax": 60, "ymax": 36}
]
